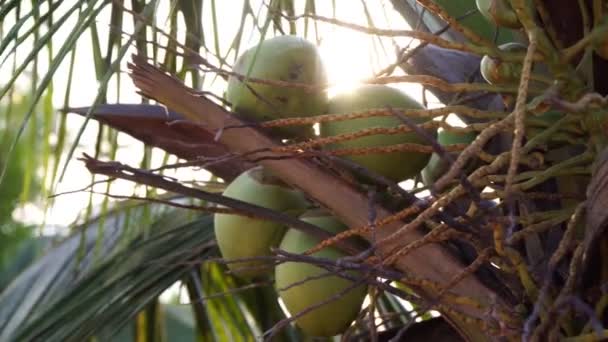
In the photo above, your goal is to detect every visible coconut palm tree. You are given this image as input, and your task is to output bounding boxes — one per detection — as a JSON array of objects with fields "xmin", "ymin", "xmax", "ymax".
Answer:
[{"xmin": 1, "ymin": 1, "xmax": 607, "ymax": 341}]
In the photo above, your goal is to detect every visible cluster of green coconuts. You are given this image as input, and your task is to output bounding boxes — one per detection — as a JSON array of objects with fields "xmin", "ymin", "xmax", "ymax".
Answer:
[
  {"xmin": 212, "ymin": 2, "xmax": 608, "ymax": 338},
  {"xmin": 213, "ymin": 35, "xmax": 478, "ymax": 337}
]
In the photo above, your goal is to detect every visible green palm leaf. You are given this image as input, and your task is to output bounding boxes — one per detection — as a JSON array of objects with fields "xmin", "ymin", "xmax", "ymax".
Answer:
[{"xmin": 0, "ymin": 197, "xmax": 307, "ymax": 341}]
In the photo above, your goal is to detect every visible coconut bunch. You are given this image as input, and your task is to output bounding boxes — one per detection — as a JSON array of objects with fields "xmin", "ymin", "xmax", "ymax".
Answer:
[
  {"xmin": 213, "ymin": 35, "xmax": 459, "ymax": 337},
  {"xmin": 212, "ymin": 32, "xmax": 548, "ymax": 338},
  {"xmin": 95, "ymin": 0, "xmax": 608, "ymax": 338},
  {"xmin": 212, "ymin": 0, "xmax": 608, "ymax": 335}
]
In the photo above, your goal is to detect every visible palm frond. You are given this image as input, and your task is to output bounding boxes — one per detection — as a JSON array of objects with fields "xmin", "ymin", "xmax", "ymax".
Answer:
[
  {"xmin": 65, "ymin": 104, "xmax": 252, "ymax": 181},
  {"xmin": 0, "ymin": 200, "xmax": 204, "ymax": 341},
  {"xmin": 0, "ymin": 195, "xmax": 309, "ymax": 341}
]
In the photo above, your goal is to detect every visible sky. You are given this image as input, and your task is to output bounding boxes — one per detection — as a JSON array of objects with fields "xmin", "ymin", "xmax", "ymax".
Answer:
[{"xmin": 1, "ymin": 0, "xmax": 447, "ymax": 229}]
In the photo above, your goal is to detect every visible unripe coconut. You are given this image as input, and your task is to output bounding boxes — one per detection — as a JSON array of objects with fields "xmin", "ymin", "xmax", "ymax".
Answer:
[
  {"xmin": 475, "ymin": 0, "xmax": 521, "ymax": 29},
  {"xmin": 226, "ymin": 35, "xmax": 328, "ymax": 138},
  {"xmin": 214, "ymin": 166, "xmax": 309, "ymax": 278},
  {"xmin": 421, "ymin": 129, "xmax": 477, "ymax": 186},
  {"xmin": 319, "ymin": 85, "xmax": 433, "ymax": 182},
  {"xmin": 480, "ymin": 42, "xmax": 528, "ymax": 85},
  {"xmin": 275, "ymin": 210, "xmax": 367, "ymax": 337},
  {"xmin": 480, "ymin": 42, "xmax": 552, "ymax": 88}
]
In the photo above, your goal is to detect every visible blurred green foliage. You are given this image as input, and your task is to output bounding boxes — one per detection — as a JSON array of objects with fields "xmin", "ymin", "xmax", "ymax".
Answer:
[{"xmin": 0, "ymin": 93, "xmax": 47, "ymax": 292}]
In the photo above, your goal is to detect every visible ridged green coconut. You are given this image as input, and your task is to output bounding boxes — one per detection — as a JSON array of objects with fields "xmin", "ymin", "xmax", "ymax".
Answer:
[
  {"xmin": 214, "ymin": 166, "xmax": 309, "ymax": 278},
  {"xmin": 275, "ymin": 211, "xmax": 367, "ymax": 337},
  {"xmin": 421, "ymin": 129, "xmax": 477, "ymax": 186},
  {"xmin": 319, "ymin": 85, "xmax": 433, "ymax": 182},
  {"xmin": 226, "ymin": 35, "xmax": 328, "ymax": 138},
  {"xmin": 475, "ymin": 0, "xmax": 521, "ymax": 29}
]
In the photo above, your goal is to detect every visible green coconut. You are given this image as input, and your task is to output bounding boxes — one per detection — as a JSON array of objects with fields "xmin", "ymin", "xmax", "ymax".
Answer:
[
  {"xmin": 480, "ymin": 41, "xmax": 552, "ymax": 87},
  {"xmin": 214, "ymin": 166, "xmax": 309, "ymax": 278},
  {"xmin": 319, "ymin": 85, "xmax": 433, "ymax": 182},
  {"xmin": 275, "ymin": 210, "xmax": 367, "ymax": 337},
  {"xmin": 475, "ymin": 0, "xmax": 521, "ymax": 29},
  {"xmin": 226, "ymin": 35, "xmax": 328, "ymax": 138},
  {"xmin": 480, "ymin": 42, "xmax": 528, "ymax": 85},
  {"xmin": 421, "ymin": 129, "xmax": 477, "ymax": 186}
]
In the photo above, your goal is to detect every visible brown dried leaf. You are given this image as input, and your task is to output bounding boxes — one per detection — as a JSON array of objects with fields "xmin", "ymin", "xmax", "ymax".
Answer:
[{"xmin": 66, "ymin": 104, "xmax": 252, "ymax": 181}]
